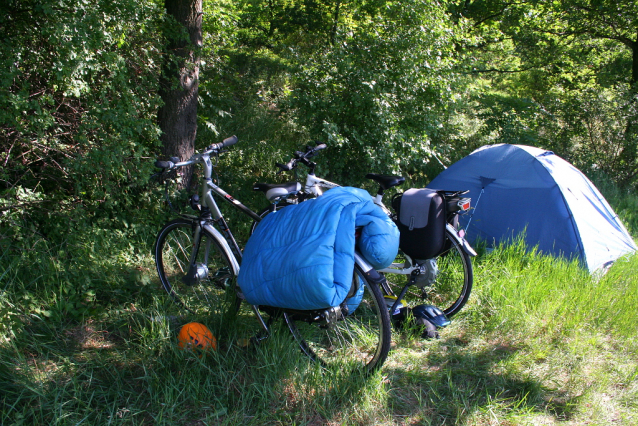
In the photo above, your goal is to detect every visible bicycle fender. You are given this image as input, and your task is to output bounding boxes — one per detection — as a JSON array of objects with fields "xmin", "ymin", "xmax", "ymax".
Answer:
[
  {"xmin": 202, "ymin": 223, "xmax": 241, "ymax": 275},
  {"xmin": 446, "ymin": 223, "xmax": 477, "ymax": 257},
  {"xmin": 354, "ymin": 252, "xmax": 387, "ymax": 287}
]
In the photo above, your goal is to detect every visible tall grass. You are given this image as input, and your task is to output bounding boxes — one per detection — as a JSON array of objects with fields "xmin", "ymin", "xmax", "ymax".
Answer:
[
  {"xmin": 469, "ymin": 239, "xmax": 638, "ymax": 341},
  {"xmin": 591, "ymin": 171, "xmax": 638, "ymax": 235},
  {"xmin": 0, "ymin": 298, "xmax": 393, "ymax": 424},
  {"xmin": 1, "ymin": 171, "xmax": 637, "ymax": 425}
]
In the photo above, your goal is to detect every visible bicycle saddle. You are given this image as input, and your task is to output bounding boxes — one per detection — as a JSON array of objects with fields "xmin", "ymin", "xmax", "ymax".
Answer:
[
  {"xmin": 253, "ymin": 182, "xmax": 302, "ymax": 202},
  {"xmin": 365, "ymin": 173, "xmax": 406, "ymax": 190}
]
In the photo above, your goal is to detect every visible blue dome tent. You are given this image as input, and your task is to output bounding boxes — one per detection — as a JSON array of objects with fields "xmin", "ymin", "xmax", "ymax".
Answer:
[{"xmin": 427, "ymin": 144, "xmax": 637, "ymax": 273}]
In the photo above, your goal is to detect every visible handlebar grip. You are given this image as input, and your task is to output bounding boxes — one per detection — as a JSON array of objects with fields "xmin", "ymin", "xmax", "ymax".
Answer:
[
  {"xmin": 275, "ymin": 162, "xmax": 290, "ymax": 171},
  {"xmin": 314, "ymin": 143, "xmax": 327, "ymax": 151},
  {"xmin": 276, "ymin": 160, "xmax": 295, "ymax": 171},
  {"xmin": 155, "ymin": 160, "xmax": 174, "ymax": 169},
  {"xmin": 222, "ymin": 135, "xmax": 238, "ymax": 148},
  {"xmin": 208, "ymin": 135, "xmax": 239, "ymax": 152}
]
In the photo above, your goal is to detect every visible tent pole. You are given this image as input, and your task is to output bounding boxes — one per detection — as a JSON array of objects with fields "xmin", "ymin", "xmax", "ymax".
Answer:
[{"xmin": 465, "ymin": 187, "xmax": 486, "ymax": 233}]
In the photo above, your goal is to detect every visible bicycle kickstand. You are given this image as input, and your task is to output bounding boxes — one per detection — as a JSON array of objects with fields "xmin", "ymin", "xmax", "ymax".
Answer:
[
  {"xmin": 249, "ymin": 305, "xmax": 271, "ymax": 346},
  {"xmin": 389, "ymin": 269, "xmax": 421, "ymax": 314}
]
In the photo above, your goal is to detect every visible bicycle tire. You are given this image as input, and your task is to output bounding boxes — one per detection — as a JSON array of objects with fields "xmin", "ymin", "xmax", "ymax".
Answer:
[
  {"xmin": 384, "ymin": 226, "xmax": 473, "ymax": 318},
  {"xmin": 284, "ymin": 264, "xmax": 392, "ymax": 372},
  {"xmin": 155, "ymin": 219, "xmax": 240, "ymax": 316}
]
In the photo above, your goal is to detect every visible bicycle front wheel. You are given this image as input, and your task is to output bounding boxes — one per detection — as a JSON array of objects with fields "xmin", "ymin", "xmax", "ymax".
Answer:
[
  {"xmin": 155, "ymin": 219, "xmax": 239, "ymax": 316},
  {"xmin": 284, "ymin": 265, "xmax": 391, "ymax": 372}
]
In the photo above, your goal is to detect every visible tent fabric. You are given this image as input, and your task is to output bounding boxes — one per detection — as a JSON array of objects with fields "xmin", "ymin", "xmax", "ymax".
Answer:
[
  {"xmin": 237, "ymin": 187, "xmax": 399, "ymax": 310},
  {"xmin": 427, "ymin": 144, "xmax": 637, "ymax": 273}
]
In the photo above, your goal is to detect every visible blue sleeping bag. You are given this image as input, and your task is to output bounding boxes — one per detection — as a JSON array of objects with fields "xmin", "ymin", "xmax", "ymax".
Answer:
[{"xmin": 237, "ymin": 187, "xmax": 399, "ymax": 310}]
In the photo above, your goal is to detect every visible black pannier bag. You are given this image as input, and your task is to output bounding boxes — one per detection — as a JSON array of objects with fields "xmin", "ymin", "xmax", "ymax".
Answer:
[{"xmin": 392, "ymin": 188, "xmax": 446, "ymax": 260}]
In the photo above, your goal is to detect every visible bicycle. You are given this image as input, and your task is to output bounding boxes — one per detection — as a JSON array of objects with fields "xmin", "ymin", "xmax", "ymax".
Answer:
[
  {"xmin": 152, "ymin": 136, "xmax": 391, "ymax": 371},
  {"xmin": 251, "ymin": 143, "xmax": 476, "ymax": 320}
]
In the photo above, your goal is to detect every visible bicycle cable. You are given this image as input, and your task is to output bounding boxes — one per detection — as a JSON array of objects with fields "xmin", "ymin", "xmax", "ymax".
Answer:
[
  {"xmin": 211, "ymin": 150, "xmax": 221, "ymax": 186},
  {"xmin": 163, "ymin": 176, "xmax": 181, "ymax": 215}
]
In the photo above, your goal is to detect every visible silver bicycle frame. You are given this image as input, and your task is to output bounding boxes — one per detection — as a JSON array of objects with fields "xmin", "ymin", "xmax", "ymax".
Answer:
[
  {"xmin": 170, "ymin": 149, "xmax": 275, "ymax": 333},
  {"xmin": 301, "ymin": 173, "xmax": 339, "ymax": 197},
  {"xmin": 171, "ymin": 150, "xmax": 262, "ymax": 259}
]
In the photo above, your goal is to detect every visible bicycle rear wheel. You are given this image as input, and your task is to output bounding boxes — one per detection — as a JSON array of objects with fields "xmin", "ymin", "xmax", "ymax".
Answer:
[
  {"xmin": 155, "ymin": 219, "xmax": 240, "ymax": 316},
  {"xmin": 384, "ymin": 226, "xmax": 473, "ymax": 318},
  {"xmin": 283, "ymin": 265, "xmax": 391, "ymax": 372}
]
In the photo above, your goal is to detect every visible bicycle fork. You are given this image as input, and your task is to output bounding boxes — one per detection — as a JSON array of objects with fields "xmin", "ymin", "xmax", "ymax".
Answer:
[{"xmin": 182, "ymin": 223, "xmax": 207, "ymax": 286}]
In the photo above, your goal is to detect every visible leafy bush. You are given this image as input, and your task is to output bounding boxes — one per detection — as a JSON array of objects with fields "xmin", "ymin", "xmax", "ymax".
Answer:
[
  {"xmin": 0, "ymin": 0, "xmax": 164, "ymax": 237},
  {"xmin": 286, "ymin": 0, "xmax": 461, "ymax": 184}
]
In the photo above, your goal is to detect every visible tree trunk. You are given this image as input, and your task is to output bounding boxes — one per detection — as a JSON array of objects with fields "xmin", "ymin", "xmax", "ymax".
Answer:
[
  {"xmin": 330, "ymin": 0, "xmax": 341, "ymax": 45},
  {"xmin": 158, "ymin": 0, "xmax": 203, "ymax": 189},
  {"xmin": 632, "ymin": 33, "xmax": 638, "ymax": 88},
  {"xmin": 619, "ymin": 33, "xmax": 638, "ymax": 186}
]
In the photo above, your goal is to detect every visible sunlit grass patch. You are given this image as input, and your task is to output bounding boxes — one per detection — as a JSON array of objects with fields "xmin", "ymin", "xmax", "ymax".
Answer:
[{"xmin": 2, "ymin": 183, "xmax": 637, "ymax": 425}]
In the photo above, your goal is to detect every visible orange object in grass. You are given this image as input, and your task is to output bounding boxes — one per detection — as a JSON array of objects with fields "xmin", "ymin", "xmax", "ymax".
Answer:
[{"xmin": 177, "ymin": 322, "xmax": 217, "ymax": 352}]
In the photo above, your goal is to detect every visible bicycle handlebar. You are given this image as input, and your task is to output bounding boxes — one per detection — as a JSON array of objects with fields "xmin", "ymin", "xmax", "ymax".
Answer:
[
  {"xmin": 276, "ymin": 160, "xmax": 296, "ymax": 172},
  {"xmin": 154, "ymin": 159, "xmax": 176, "ymax": 169},
  {"xmin": 276, "ymin": 142, "xmax": 326, "ymax": 173},
  {"xmin": 208, "ymin": 135, "xmax": 238, "ymax": 152},
  {"xmin": 154, "ymin": 135, "xmax": 238, "ymax": 170}
]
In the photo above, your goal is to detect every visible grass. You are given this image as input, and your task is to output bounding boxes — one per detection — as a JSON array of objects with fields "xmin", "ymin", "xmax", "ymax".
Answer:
[{"xmin": 1, "ymin": 182, "xmax": 637, "ymax": 425}]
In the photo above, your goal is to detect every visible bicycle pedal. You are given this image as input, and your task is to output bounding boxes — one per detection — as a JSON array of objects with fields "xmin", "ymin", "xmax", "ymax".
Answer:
[{"xmin": 252, "ymin": 333, "xmax": 269, "ymax": 344}]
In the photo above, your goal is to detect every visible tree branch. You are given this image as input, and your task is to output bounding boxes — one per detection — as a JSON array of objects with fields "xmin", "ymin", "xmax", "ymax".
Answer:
[
  {"xmin": 465, "ymin": 65, "xmax": 537, "ymax": 74},
  {"xmin": 0, "ymin": 200, "xmax": 49, "ymax": 213}
]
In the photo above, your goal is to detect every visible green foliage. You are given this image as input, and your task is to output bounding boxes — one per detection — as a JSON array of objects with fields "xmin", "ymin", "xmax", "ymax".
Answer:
[
  {"xmin": 0, "ymin": 0, "xmax": 164, "ymax": 236},
  {"xmin": 286, "ymin": 0, "xmax": 461, "ymax": 184},
  {"xmin": 2, "ymin": 2, "xmax": 638, "ymax": 424},
  {"xmin": 3, "ymin": 0, "xmax": 638, "ymax": 237},
  {"xmin": 454, "ymin": 0, "xmax": 638, "ymax": 187},
  {"xmin": 0, "ymin": 220, "xmax": 158, "ymax": 335}
]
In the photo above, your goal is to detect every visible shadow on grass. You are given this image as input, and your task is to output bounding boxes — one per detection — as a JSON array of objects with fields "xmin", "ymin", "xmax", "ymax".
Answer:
[
  {"xmin": 0, "ymin": 305, "xmax": 236, "ymax": 423},
  {"xmin": 385, "ymin": 335, "xmax": 580, "ymax": 425},
  {"xmin": 0, "ymin": 300, "xmax": 387, "ymax": 425}
]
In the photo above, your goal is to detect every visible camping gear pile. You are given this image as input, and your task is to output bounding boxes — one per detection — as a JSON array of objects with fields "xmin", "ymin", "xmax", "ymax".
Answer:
[{"xmin": 237, "ymin": 187, "xmax": 399, "ymax": 311}]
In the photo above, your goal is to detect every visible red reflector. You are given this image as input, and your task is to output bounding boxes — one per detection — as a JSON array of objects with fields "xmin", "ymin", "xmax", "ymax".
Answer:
[{"xmin": 457, "ymin": 198, "xmax": 471, "ymax": 211}]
